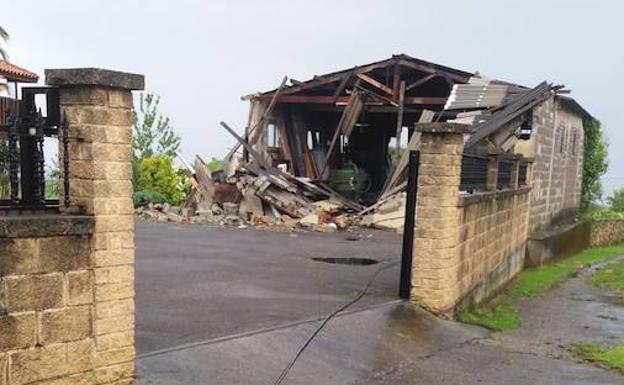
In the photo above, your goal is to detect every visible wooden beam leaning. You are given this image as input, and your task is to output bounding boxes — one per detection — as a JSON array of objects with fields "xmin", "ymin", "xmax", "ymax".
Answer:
[
  {"xmin": 225, "ymin": 76, "xmax": 288, "ymax": 164},
  {"xmin": 398, "ymin": 59, "xmax": 469, "ymax": 83},
  {"xmin": 357, "ymin": 73, "xmax": 394, "ymax": 95},
  {"xmin": 332, "ymin": 72, "xmax": 352, "ymax": 104},
  {"xmin": 405, "ymin": 73, "xmax": 437, "ymax": 92},
  {"xmin": 319, "ymin": 87, "xmax": 366, "ymax": 178},
  {"xmin": 248, "ymin": 75, "xmax": 288, "ymax": 146},
  {"xmin": 395, "ymin": 81, "xmax": 406, "ymax": 155}
]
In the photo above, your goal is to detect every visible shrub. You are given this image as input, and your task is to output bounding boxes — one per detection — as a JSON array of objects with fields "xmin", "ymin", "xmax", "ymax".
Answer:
[
  {"xmin": 137, "ymin": 156, "xmax": 186, "ymax": 205},
  {"xmin": 133, "ymin": 190, "xmax": 167, "ymax": 206},
  {"xmin": 581, "ymin": 207, "xmax": 624, "ymax": 220},
  {"xmin": 607, "ymin": 188, "xmax": 624, "ymax": 212}
]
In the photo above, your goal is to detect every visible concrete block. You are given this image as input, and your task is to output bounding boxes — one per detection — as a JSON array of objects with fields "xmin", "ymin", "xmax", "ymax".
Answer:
[
  {"xmin": 9, "ymin": 345, "xmax": 67, "ymax": 385},
  {"xmin": 66, "ymin": 339, "xmax": 95, "ymax": 374},
  {"xmin": 94, "ymin": 361, "xmax": 134, "ymax": 385},
  {"xmin": 67, "ymin": 270, "xmax": 94, "ymax": 306},
  {"xmin": 5, "ymin": 274, "xmax": 63, "ymax": 312},
  {"xmin": 95, "ymin": 299, "xmax": 134, "ymax": 320},
  {"xmin": 95, "ymin": 282, "xmax": 134, "ymax": 302},
  {"xmin": 0, "ymin": 312, "xmax": 36, "ymax": 351},
  {"xmin": 39, "ymin": 307, "xmax": 92, "ymax": 344},
  {"xmin": 95, "ymin": 330, "xmax": 133, "ymax": 351}
]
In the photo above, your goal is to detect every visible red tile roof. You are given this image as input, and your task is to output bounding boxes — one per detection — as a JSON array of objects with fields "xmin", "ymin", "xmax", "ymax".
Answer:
[{"xmin": 0, "ymin": 59, "xmax": 39, "ymax": 83}]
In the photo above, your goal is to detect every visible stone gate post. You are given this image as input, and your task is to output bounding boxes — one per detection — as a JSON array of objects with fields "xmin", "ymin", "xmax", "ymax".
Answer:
[
  {"xmin": 410, "ymin": 123, "xmax": 467, "ymax": 315},
  {"xmin": 46, "ymin": 68, "xmax": 144, "ymax": 384}
]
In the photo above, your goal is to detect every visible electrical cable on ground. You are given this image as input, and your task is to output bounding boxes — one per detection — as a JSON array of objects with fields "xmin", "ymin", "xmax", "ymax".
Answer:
[{"xmin": 271, "ymin": 260, "xmax": 401, "ymax": 385}]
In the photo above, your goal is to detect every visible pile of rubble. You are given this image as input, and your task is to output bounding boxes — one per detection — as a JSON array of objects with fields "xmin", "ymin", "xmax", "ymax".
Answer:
[
  {"xmin": 136, "ymin": 154, "xmax": 368, "ymax": 233},
  {"xmin": 137, "ymin": 121, "xmax": 411, "ymax": 233}
]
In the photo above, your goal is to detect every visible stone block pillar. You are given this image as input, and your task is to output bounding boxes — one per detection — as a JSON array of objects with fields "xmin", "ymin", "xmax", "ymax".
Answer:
[
  {"xmin": 410, "ymin": 123, "xmax": 467, "ymax": 314},
  {"xmin": 46, "ymin": 68, "xmax": 144, "ymax": 385},
  {"xmin": 509, "ymin": 155, "xmax": 521, "ymax": 189},
  {"xmin": 485, "ymin": 153, "xmax": 499, "ymax": 191}
]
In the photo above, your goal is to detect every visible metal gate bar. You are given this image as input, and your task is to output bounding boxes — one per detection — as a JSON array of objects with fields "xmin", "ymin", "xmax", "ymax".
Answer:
[{"xmin": 399, "ymin": 150, "xmax": 419, "ymax": 299}]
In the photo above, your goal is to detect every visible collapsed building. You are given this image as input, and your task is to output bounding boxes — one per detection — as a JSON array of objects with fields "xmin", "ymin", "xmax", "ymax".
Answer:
[{"xmin": 177, "ymin": 54, "xmax": 589, "ymax": 236}]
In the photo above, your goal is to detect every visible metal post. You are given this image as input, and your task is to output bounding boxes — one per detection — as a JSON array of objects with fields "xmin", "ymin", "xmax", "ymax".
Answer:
[{"xmin": 399, "ymin": 150, "xmax": 419, "ymax": 299}]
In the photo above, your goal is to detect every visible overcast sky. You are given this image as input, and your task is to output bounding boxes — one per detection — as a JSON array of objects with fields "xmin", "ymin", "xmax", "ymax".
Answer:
[{"xmin": 3, "ymin": 0, "xmax": 623, "ymax": 195}]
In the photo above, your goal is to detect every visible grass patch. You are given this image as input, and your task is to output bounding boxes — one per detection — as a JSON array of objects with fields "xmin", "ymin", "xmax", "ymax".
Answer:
[
  {"xmin": 457, "ymin": 303, "xmax": 519, "ymax": 331},
  {"xmin": 591, "ymin": 258, "xmax": 624, "ymax": 304},
  {"xmin": 576, "ymin": 342, "xmax": 624, "ymax": 373},
  {"xmin": 458, "ymin": 244, "xmax": 624, "ymax": 331},
  {"xmin": 591, "ymin": 259, "xmax": 624, "ymax": 291}
]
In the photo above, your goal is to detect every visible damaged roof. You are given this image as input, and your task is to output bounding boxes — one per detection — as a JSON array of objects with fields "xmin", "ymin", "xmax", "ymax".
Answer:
[
  {"xmin": 244, "ymin": 54, "xmax": 474, "ymax": 101},
  {"xmin": 243, "ymin": 54, "xmax": 590, "ymax": 149}
]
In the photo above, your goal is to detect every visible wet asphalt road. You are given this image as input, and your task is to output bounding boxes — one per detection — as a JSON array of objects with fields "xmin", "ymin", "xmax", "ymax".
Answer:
[
  {"xmin": 135, "ymin": 221, "xmax": 624, "ymax": 384},
  {"xmin": 135, "ymin": 221, "xmax": 402, "ymax": 354}
]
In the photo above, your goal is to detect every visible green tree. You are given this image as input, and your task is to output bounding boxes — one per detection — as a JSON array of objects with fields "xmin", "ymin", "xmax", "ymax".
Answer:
[
  {"xmin": 137, "ymin": 156, "xmax": 185, "ymax": 205},
  {"xmin": 133, "ymin": 93, "xmax": 181, "ymax": 160},
  {"xmin": 607, "ymin": 188, "xmax": 624, "ymax": 212},
  {"xmin": 581, "ymin": 118, "xmax": 609, "ymax": 211},
  {"xmin": 0, "ymin": 25, "xmax": 8, "ymax": 59},
  {"xmin": 206, "ymin": 157, "xmax": 222, "ymax": 171}
]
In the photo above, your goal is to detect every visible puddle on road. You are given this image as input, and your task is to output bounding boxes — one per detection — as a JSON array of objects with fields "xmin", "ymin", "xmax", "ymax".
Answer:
[{"xmin": 310, "ymin": 257, "xmax": 379, "ymax": 266}]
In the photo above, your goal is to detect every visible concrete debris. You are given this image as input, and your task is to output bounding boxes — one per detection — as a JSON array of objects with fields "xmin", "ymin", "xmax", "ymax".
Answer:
[
  {"xmin": 361, "ymin": 192, "xmax": 407, "ymax": 232},
  {"xmin": 139, "ymin": 152, "xmax": 370, "ymax": 233}
]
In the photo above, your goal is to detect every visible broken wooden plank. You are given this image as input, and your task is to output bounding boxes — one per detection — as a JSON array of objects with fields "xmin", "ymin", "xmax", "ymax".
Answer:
[
  {"xmin": 248, "ymin": 75, "xmax": 289, "ymax": 147},
  {"xmin": 405, "ymin": 73, "xmax": 437, "ymax": 92},
  {"xmin": 193, "ymin": 155, "xmax": 214, "ymax": 206},
  {"xmin": 394, "ymin": 81, "xmax": 405, "ymax": 156},
  {"xmin": 379, "ymin": 109, "xmax": 433, "ymax": 198},
  {"xmin": 224, "ymin": 76, "xmax": 288, "ymax": 165},
  {"xmin": 332, "ymin": 72, "xmax": 352, "ymax": 104},
  {"xmin": 357, "ymin": 73, "xmax": 394, "ymax": 95},
  {"xmin": 319, "ymin": 86, "xmax": 366, "ymax": 178}
]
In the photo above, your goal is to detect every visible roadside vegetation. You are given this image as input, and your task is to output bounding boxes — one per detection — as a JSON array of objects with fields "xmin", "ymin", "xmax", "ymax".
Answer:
[
  {"xmin": 591, "ymin": 257, "xmax": 624, "ymax": 304},
  {"xmin": 575, "ymin": 342, "xmax": 624, "ymax": 373},
  {"xmin": 132, "ymin": 92, "xmax": 189, "ymax": 207},
  {"xmin": 573, "ymin": 258, "xmax": 624, "ymax": 372},
  {"xmin": 458, "ymin": 244, "xmax": 624, "ymax": 331}
]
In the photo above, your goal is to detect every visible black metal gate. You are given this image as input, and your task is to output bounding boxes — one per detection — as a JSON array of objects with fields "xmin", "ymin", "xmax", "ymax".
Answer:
[
  {"xmin": 0, "ymin": 87, "xmax": 69, "ymax": 211},
  {"xmin": 399, "ymin": 150, "xmax": 419, "ymax": 299}
]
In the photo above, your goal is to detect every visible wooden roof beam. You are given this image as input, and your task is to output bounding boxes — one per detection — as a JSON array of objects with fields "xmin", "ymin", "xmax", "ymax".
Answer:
[
  {"xmin": 405, "ymin": 73, "xmax": 437, "ymax": 92},
  {"xmin": 356, "ymin": 73, "xmax": 394, "ymax": 95},
  {"xmin": 398, "ymin": 59, "xmax": 469, "ymax": 83},
  {"xmin": 272, "ymin": 94, "xmax": 447, "ymax": 105}
]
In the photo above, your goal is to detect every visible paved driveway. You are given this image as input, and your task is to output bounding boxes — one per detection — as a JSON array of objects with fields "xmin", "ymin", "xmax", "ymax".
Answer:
[
  {"xmin": 135, "ymin": 221, "xmax": 402, "ymax": 354},
  {"xmin": 135, "ymin": 221, "xmax": 624, "ymax": 385}
]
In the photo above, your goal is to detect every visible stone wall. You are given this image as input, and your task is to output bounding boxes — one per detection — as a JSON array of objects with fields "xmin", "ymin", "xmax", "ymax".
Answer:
[
  {"xmin": 0, "ymin": 216, "xmax": 95, "ymax": 385},
  {"xmin": 526, "ymin": 221, "xmax": 590, "ymax": 268},
  {"xmin": 410, "ymin": 123, "xmax": 531, "ymax": 314},
  {"xmin": 590, "ymin": 219, "xmax": 624, "ymax": 247},
  {"xmin": 456, "ymin": 188, "xmax": 530, "ymax": 307},
  {"xmin": 0, "ymin": 68, "xmax": 143, "ymax": 385},
  {"xmin": 46, "ymin": 68, "xmax": 144, "ymax": 385},
  {"xmin": 515, "ymin": 97, "xmax": 584, "ymax": 234}
]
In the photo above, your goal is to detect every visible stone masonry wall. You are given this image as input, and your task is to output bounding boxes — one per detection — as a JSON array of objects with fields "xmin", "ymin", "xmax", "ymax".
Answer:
[
  {"xmin": 590, "ymin": 219, "xmax": 624, "ymax": 247},
  {"xmin": 47, "ymin": 68, "xmax": 144, "ymax": 385},
  {"xmin": 410, "ymin": 123, "xmax": 531, "ymax": 314},
  {"xmin": 456, "ymin": 189, "xmax": 530, "ymax": 307},
  {"xmin": 0, "ymin": 216, "xmax": 95, "ymax": 385},
  {"xmin": 522, "ymin": 97, "xmax": 584, "ymax": 234}
]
